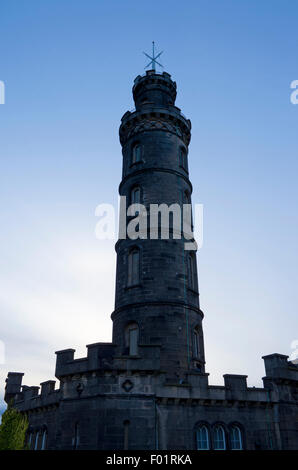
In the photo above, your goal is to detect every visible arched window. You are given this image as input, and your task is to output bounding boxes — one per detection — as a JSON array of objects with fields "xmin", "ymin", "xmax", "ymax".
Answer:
[
  {"xmin": 187, "ymin": 254, "xmax": 196, "ymax": 290},
  {"xmin": 193, "ymin": 328, "xmax": 200, "ymax": 358},
  {"xmin": 196, "ymin": 425, "xmax": 209, "ymax": 450},
  {"xmin": 213, "ymin": 425, "xmax": 226, "ymax": 450},
  {"xmin": 34, "ymin": 431, "xmax": 39, "ymax": 450},
  {"xmin": 27, "ymin": 432, "xmax": 33, "ymax": 449},
  {"xmin": 128, "ymin": 248, "xmax": 140, "ymax": 286},
  {"xmin": 132, "ymin": 143, "xmax": 141, "ymax": 164},
  {"xmin": 131, "ymin": 186, "xmax": 141, "ymax": 205},
  {"xmin": 230, "ymin": 425, "xmax": 242, "ymax": 450},
  {"xmin": 125, "ymin": 322, "xmax": 139, "ymax": 356},
  {"xmin": 179, "ymin": 147, "xmax": 188, "ymax": 171},
  {"xmin": 41, "ymin": 428, "xmax": 47, "ymax": 450}
]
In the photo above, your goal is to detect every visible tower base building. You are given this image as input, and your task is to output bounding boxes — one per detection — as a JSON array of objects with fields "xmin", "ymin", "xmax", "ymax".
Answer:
[{"xmin": 4, "ymin": 70, "xmax": 298, "ymax": 450}]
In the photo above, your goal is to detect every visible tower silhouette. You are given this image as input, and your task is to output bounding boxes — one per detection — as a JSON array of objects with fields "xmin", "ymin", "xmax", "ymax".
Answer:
[{"xmin": 113, "ymin": 69, "xmax": 205, "ymax": 376}]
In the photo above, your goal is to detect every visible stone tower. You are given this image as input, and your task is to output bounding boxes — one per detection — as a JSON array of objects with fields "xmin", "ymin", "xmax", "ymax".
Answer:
[
  {"xmin": 112, "ymin": 70, "xmax": 205, "ymax": 376},
  {"xmin": 4, "ymin": 68, "xmax": 298, "ymax": 451}
]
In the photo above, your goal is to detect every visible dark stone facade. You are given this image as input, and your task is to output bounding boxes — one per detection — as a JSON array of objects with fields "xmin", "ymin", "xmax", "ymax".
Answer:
[{"xmin": 4, "ymin": 70, "xmax": 298, "ymax": 450}]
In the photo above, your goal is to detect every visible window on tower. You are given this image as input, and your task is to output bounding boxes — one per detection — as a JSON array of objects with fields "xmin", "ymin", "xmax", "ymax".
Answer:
[
  {"xmin": 187, "ymin": 253, "xmax": 196, "ymax": 290},
  {"xmin": 130, "ymin": 186, "xmax": 141, "ymax": 205},
  {"xmin": 125, "ymin": 322, "xmax": 139, "ymax": 356},
  {"xmin": 132, "ymin": 143, "xmax": 141, "ymax": 164},
  {"xmin": 179, "ymin": 147, "xmax": 188, "ymax": 171},
  {"xmin": 127, "ymin": 248, "xmax": 140, "ymax": 286},
  {"xmin": 193, "ymin": 328, "xmax": 200, "ymax": 358}
]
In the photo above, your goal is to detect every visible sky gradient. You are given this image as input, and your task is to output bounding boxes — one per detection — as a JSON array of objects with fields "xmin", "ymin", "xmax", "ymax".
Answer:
[{"xmin": 1, "ymin": 0, "xmax": 298, "ymax": 412}]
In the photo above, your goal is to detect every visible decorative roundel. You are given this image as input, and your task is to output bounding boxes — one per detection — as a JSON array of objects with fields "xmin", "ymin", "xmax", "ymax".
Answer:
[{"xmin": 122, "ymin": 379, "xmax": 134, "ymax": 392}]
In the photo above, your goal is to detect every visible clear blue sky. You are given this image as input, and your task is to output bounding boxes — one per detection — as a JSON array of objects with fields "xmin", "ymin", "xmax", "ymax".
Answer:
[{"xmin": 1, "ymin": 0, "xmax": 298, "ymax": 411}]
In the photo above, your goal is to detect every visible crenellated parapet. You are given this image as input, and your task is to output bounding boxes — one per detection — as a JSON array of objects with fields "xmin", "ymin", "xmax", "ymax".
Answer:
[
  {"xmin": 133, "ymin": 71, "xmax": 177, "ymax": 109},
  {"xmin": 119, "ymin": 71, "xmax": 191, "ymax": 147},
  {"xmin": 262, "ymin": 353, "xmax": 298, "ymax": 406},
  {"xmin": 6, "ymin": 357, "xmax": 285, "ymax": 413},
  {"xmin": 55, "ymin": 342, "xmax": 161, "ymax": 378},
  {"xmin": 262, "ymin": 353, "xmax": 298, "ymax": 383},
  {"xmin": 4, "ymin": 373, "xmax": 60, "ymax": 412},
  {"xmin": 4, "ymin": 372, "xmax": 24, "ymax": 404}
]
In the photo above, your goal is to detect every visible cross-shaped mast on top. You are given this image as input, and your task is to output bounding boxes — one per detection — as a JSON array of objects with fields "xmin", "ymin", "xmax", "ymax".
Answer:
[{"xmin": 143, "ymin": 41, "xmax": 163, "ymax": 72}]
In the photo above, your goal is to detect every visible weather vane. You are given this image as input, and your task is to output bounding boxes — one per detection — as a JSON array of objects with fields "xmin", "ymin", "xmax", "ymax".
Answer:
[{"xmin": 143, "ymin": 41, "xmax": 163, "ymax": 72}]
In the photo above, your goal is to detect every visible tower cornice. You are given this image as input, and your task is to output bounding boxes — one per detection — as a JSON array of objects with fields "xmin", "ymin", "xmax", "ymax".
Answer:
[
  {"xmin": 119, "ymin": 107, "xmax": 191, "ymax": 147},
  {"xmin": 111, "ymin": 301, "xmax": 204, "ymax": 320},
  {"xmin": 118, "ymin": 167, "xmax": 193, "ymax": 194}
]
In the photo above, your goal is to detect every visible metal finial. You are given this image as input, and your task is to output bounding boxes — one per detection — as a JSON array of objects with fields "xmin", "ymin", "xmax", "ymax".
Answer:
[{"xmin": 143, "ymin": 41, "xmax": 163, "ymax": 72}]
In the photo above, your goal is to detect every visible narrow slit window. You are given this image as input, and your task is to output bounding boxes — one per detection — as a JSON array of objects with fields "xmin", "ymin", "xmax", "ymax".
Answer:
[
  {"xmin": 125, "ymin": 323, "xmax": 139, "ymax": 356},
  {"xmin": 194, "ymin": 329, "xmax": 200, "ymax": 358},
  {"xmin": 73, "ymin": 422, "xmax": 79, "ymax": 450},
  {"xmin": 188, "ymin": 254, "xmax": 196, "ymax": 290},
  {"xmin": 132, "ymin": 144, "xmax": 141, "ymax": 164},
  {"xmin": 128, "ymin": 249, "xmax": 140, "ymax": 286},
  {"xmin": 124, "ymin": 420, "xmax": 130, "ymax": 450},
  {"xmin": 179, "ymin": 147, "xmax": 188, "ymax": 171},
  {"xmin": 129, "ymin": 327, "xmax": 138, "ymax": 355}
]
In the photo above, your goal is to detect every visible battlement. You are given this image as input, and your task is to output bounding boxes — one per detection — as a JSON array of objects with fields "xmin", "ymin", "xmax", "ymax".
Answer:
[
  {"xmin": 4, "ymin": 372, "xmax": 24, "ymax": 404},
  {"xmin": 4, "ymin": 372, "xmax": 60, "ymax": 410},
  {"xmin": 133, "ymin": 70, "xmax": 176, "ymax": 87},
  {"xmin": 55, "ymin": 341, "xmax": 162, "ymax": 378},
  {"xmin": 154, "ymin": 371, "xmax": 273, "ymax": 404},
  {"xmin": 55, "ymin": 342, "xmax": 116, "ymax": 377},
  {"xmin": 262, "ymin": 353, "xmax": 298, "ymax": 383},
  {"xmin": 40, "ymin": 380, "xmax": 56, "ymax": 395},
  {"xmin": 133, "ymin": 70, "xmax": 177, "ymax": 110},
  {"xmin": 6, "ymin": 350, "xmax": 298, "ymax": 424}
]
